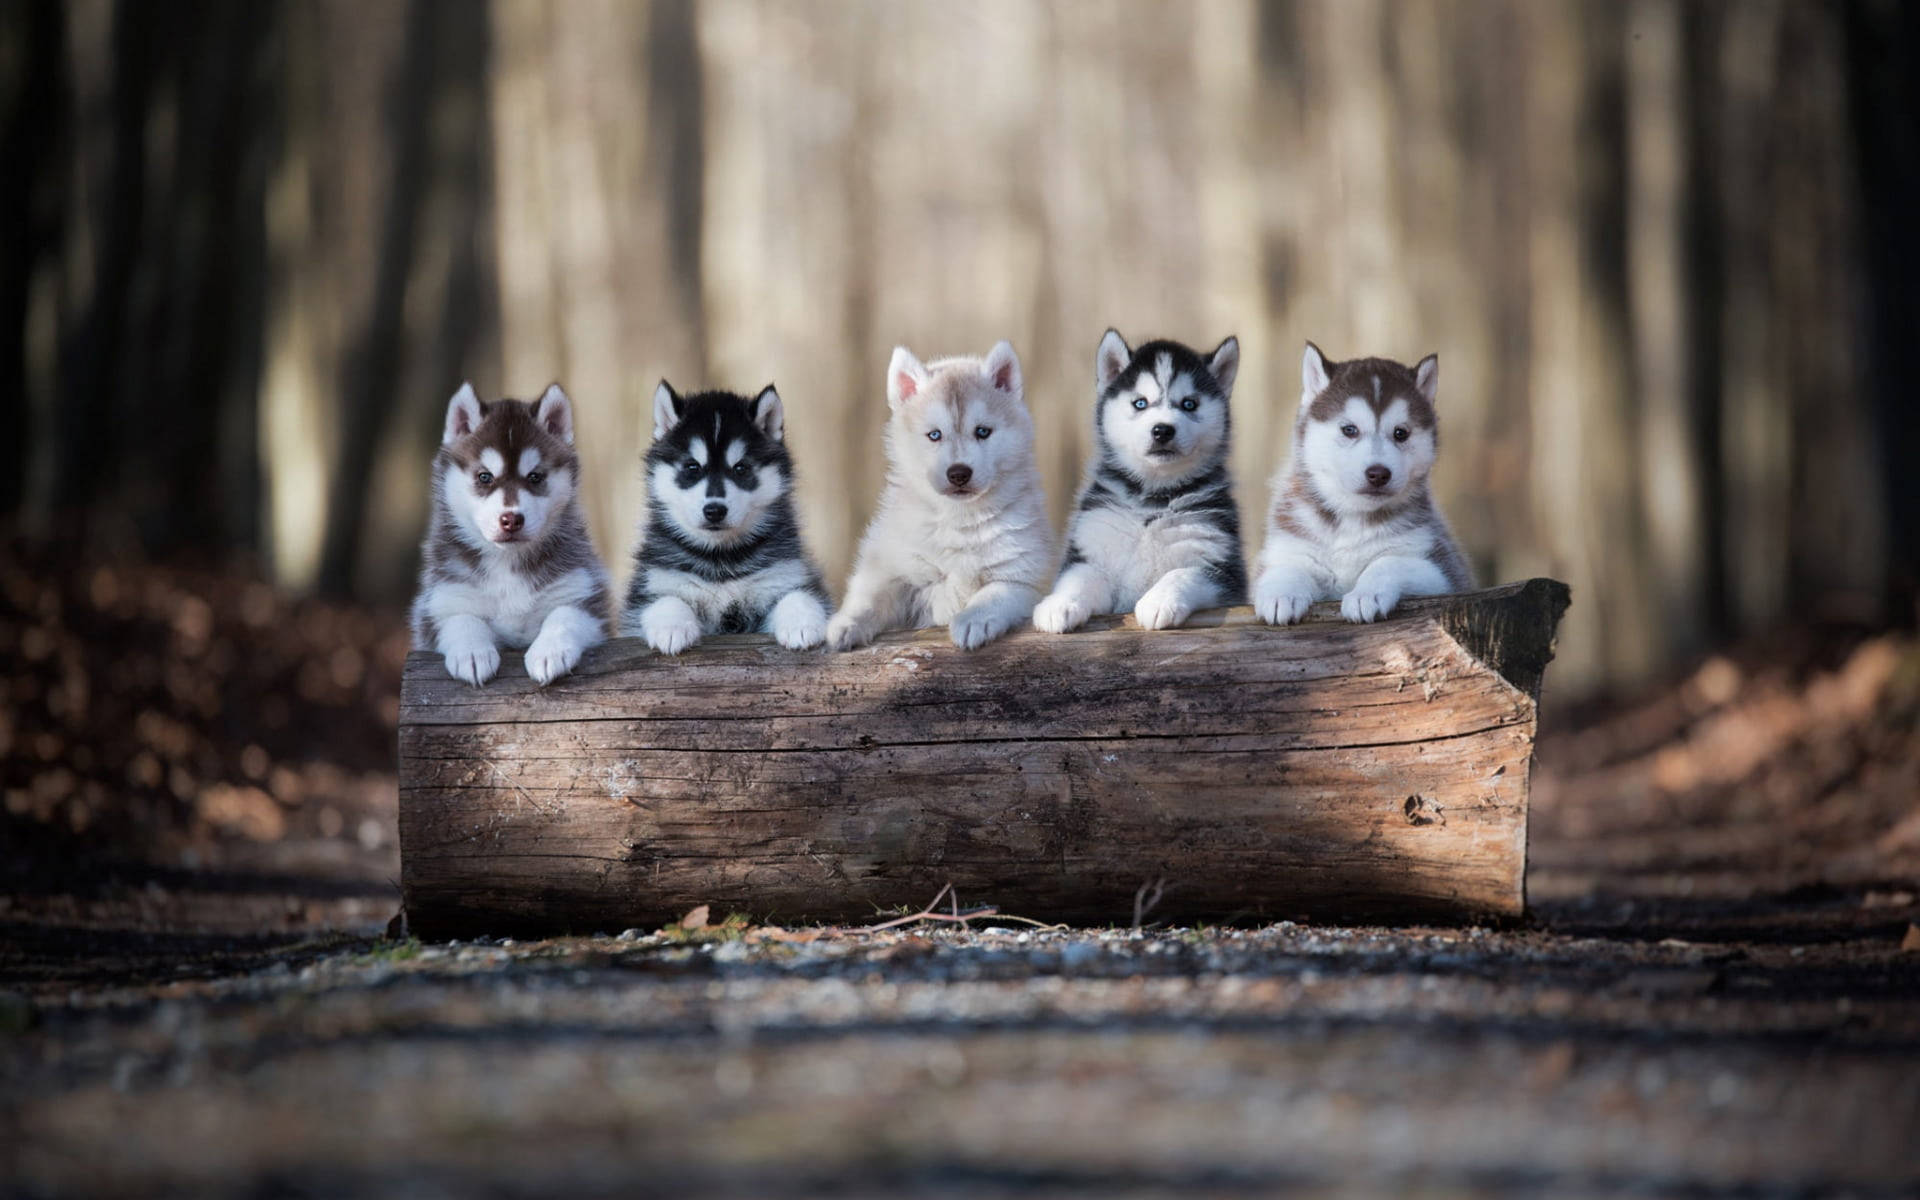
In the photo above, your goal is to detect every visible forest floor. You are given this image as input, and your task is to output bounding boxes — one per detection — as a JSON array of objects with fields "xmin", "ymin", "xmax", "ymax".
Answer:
[{"xmin": 3, "ymin": 547, "xmax": 1919, "ymax": 1197}]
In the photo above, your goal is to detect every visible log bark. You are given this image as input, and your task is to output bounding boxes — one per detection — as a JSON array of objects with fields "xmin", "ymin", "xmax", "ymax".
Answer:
[{"xmin": 398, "ymin": 579, "xmax": 1571, "ymax": 938}]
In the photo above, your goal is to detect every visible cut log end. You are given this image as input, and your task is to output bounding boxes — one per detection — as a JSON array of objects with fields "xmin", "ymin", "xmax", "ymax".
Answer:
[{"xmin": 399, "ymin": 579, "xmax": 1570, "ymax": 938}]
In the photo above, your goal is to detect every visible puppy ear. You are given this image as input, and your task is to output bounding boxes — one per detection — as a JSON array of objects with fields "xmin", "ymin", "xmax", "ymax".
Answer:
[
  {"xmin": 535, "ymin": 383, "xmax": 574, "ymax": 443},
  {"xmin": 751, "ymin": 385, "xmax": 785, "ymax": 442},
  {"xmin": 652, "ymin": 380, "xmax": 685, "ymax": 441},
  {"xmin": 887, "ymin": 346, "xmax": 928, "ymax": 410},
  {"xmin": 1414, "ymin": 354, "xmax": 1439, "ymax": 407},
  {"xmin": 1095, "ymin": 329, "xmax": 1131, "ymax": 395},
  {"xmin": 982, "ymin": 340, "xmax": 1022, "ymax": 396},
  {"xmin": 1302, "ymin": 342, "xmax": 1332, "ymax": 400},
  {"xmin": 443, "ymin": 382, "xmax": 483, "ymax": 445},
  {"xmin": 1206, "ymin": 335, "xmax": 1240, "ymax": 399}
]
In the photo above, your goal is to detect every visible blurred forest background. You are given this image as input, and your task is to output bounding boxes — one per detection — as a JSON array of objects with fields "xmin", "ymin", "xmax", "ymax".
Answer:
[{"xmin": 2, "ymin": 0, "xmax": 1917, "ymax": 699}]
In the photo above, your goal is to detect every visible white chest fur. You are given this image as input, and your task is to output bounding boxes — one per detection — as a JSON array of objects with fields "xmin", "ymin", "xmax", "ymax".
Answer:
[{"xmin": 1073, "ymin": 502, "xmax": 1236, "ymax": 609}]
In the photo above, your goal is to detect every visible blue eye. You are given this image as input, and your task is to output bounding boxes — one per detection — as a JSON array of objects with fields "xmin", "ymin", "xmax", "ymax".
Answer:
[
  {"xmin": 1179, "ymin": 397, "xmax": 1198, "ymax": 412},
  {"xmin": 526, "ymin": 470, "xmax": 545, "ymax": 486},
  {"xmin": 475, "ymin": 470, "xmax": 493, "ymax": 486},
  {"xmin": 1131, "ymin": 398, "xmax": 1148, "ymax": 411},
  {"xmin": 926, "ymin": 430, "xmax": 942, "ymax": 442},
  {"xmin": 974, "ymin": 425, "xmax": 992, "ymax": 440},
  {"xmin": 1340, "ymin": 424, "xmax": 1359, "ymax": 439}
]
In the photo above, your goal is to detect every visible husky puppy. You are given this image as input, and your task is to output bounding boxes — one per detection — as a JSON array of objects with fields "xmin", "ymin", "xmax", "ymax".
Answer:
[
  {"xmin": 826, "ymin": 340, "xmax": 1052, "ymax": 651},
  {"xmin": 411, "ymin": 383, "xmax": 610, "ymax": 686},
  {"xmin": 620, "ymin": 382, "xmax": 830, "ymax": 654},
  {"xmin": 1253, "ymin": 343, "xmax": 1471, "ymax": 625},
  {"xmin": 1034, "ymin": 330, "xmax": 1245, "ymax": 633}
]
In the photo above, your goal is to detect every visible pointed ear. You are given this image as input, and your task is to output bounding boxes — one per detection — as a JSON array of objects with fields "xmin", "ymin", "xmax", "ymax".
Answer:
[
  {"xmin": 535, "ymin": 383, "xmax": 574, "ymax": 443},
  {"xmin": 651, "ymin": 380, "xmax": 685, "ymax": 441},
  {"xmin": 1095, "ymin": 329, "xmax": 1131, "ymax": 394},
  {"xmin": 1207, "ymin": 335, "xmax": 1240, "ymax": 398},
  {"xmin": 887, "ymin": 346, "xmax": 928, "ymax": 410},
  {"xmin": 1414, "ymin": 354, "xmax": 1439, "ymax": 406},
  {"xmin": 751, "ymin": 385, "xmax": 785, "ymax": 442},
  {"xmin": 1302, "ymin": 342, "xmax": 1332, "ymax": 400},
  {"xmin": 983, "ymin": 339, "xmax": 1022, "ymax": 396},
  {"xmin": 443, "ymin": 382, "xmax": 483, "ymax": 445}
]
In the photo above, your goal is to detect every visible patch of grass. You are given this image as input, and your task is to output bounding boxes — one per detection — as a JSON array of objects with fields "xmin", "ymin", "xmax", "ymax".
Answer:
[
  {"xmin": 658, "ymin": 912, "xmax": 752, "ymax": 945},
  {"xmin": 359, "ymin": 936, "xmax": 422, "ymax": 964}
]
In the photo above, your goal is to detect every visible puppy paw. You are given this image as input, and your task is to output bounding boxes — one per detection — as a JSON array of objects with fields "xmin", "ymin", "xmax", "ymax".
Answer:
[
  {"xmin": 825, "ymin": 613, "xmax": 873, "ymax": 652},
  {"xmin": 1133, "ymin": 587, "xmax": 1192, "ymax": 631},
  {"xmin": 950, "ymin": 609, "xmax": 1009, "ymax": 650},
  {"xmin": 771, "ymin": 598, "xmax": 828, "ymax": 650},
  {"xmin": 642, "ymin": 612, "xmax": 703, "ymax": 656},
  {"xmin": 1254, "ymin": 580, "xmax": 1315, "ymax": 625},
  {"xmin": 1032, "ymin": 591, "xmax": 1089, "ymax": 634},
  {"xmin": 1340, "ymin": 587, "xmax": 1400, "ymax": 623},
  {"xmin": 443, "ymin": 639, "xmax": 500, "ymax": 687},
  {"xmin": 524, "ymin": 631, "xmax": 584, "ymax": 686}
]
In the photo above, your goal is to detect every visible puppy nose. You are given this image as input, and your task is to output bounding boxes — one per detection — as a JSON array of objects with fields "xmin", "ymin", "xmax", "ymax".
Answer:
[
  {"xmin": 702, "ymin": 501, "xmax": 727, "ymax": 523},
  {"xmin": 498, "ymin": 511, "xmax": 524, "ymax": 533},
  {"xmin": 1150, "ymin": 423, "xmax": 1175, "ymax": 445},
  {"xmin": 946, "ymin": 464, "xmax": 973, "ymax": 487},
  {"xmin": 1365, "ymin": 465, "xmax": 1392, "ymax": 487}
]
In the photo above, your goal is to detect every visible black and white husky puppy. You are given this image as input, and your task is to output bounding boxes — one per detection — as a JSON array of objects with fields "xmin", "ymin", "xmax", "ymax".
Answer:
[
  {"xmin": 620, "ymin": 382, "xmax": 830, "ymax": 654},
  {"xmin": 410, "ymin": 383, "xmax": 610, "ymax": 686},
  {"xmin": 1033, "ymin": 330, "xmax": 1246, "ymax": 632}
]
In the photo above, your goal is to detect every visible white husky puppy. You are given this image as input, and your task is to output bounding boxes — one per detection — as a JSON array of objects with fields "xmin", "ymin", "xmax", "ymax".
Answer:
[
  {"xmin": 1253, "ymin": 343, "xmax": 1471, "ymax": 625},
  {"xmin": 1035, "ymin": 330, "xmax": 1245, "ymax": 633},
  {"xmin": 826, "ymin": 341, "xmax": 1052, "ymax": 651},
  {"xmin": 410, "ymin": 383, "xmax": 610, "ymax": 686}
]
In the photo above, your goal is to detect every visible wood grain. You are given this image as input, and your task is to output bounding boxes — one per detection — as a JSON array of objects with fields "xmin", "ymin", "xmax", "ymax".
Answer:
[{"xmin": 398, "ymin": 579, "xmax": 1571, "ymax": 937}]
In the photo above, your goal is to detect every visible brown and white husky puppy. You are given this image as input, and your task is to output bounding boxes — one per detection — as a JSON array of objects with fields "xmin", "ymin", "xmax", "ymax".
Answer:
[
  {"xmin": 826, "ymin": 340, "xmax": 1053, "ymax": 651},
  {"xmin": 410, "ymin": 383, "xmax": 610, "ymax": 685},
  {"xmin": 1253, "ymin": 344, "xmax": 1471, "ymax": 624}
]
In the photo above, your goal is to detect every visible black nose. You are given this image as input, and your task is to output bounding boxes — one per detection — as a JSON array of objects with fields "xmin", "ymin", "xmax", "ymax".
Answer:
[
  {"xmin": 498, "ymin": 511, "xmax": 524, "ymax": 533},
  {"xmin": 1365, "ymin": 465, "xmax": 1392, "ymax": 487},
  {"xmin": 702, "ymin": 502, "xmax": 727, "ymax": 523},
  {"xmin": 1150, "ymin": 424, "xmax": 1176, "ymax": 445},
  {"xmin": 946, "ymin": 464, "xmax": 973, "ymax": 487}
]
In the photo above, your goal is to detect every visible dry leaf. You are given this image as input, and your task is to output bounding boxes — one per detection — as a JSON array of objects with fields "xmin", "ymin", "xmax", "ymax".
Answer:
[
  {"xmin": 1901, "ymin": 924, "xmax": 1920, "ymax": 953},
  {"xmin": 679, "ymin": 904, "xmax": 709, "ymax": 931}
]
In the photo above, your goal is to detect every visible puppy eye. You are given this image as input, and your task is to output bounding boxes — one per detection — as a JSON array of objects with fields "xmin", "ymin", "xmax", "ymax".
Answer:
[
  {"xmin": 732, "ymin": 460, "xmax": 755, "ymax": 476},
  {"xmin": 475, "ymin": 470, "xmax": 493, "ymax": 486},
  {"xmin": 1131, "ymin": 398, "xmax": 1149, "ymax": 411},
  {"xmin": 1178, "ymin": 397, "xmax": 1199, "ymax": 412},
  {"xmin": 526, "ymin": 470, "xmax": 545, "ymax": 486},
  {"xmin": 681, "ymin": 459, "xmax": 699, "ymax": 472},
  {"xmin": 1339, "ymin": 424, "xmax": 1359, "ymax": 439},
  {"xmin": 1393, "ymin": 426, "xmax": 1410, "ymax": 443},
  {"xmin": 974, "ymin": 425, "xmax": 992, "ymax": 440},
  {"xmin": 926, "ymin": 430, "xmax": 942, "ymax": 442}
]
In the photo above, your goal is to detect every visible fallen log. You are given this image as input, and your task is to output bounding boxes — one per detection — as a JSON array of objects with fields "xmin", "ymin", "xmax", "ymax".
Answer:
[{"xmin": 398, "ymin": 578, "xmax": 1571, "ymax": 938}]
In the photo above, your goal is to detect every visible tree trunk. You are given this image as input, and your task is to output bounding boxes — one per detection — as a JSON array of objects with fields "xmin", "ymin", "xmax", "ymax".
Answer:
[{"xmin": 398, "ymin": 580, "xmax": 1569, "ymax": 938}]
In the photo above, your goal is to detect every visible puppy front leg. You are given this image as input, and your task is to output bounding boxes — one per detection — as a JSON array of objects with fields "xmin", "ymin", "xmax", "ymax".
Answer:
[
  {"xmin": 437, "ymin": 613, "xmax": 501, "ymax": 686},
  {"xmin": 765, "ymin": 589, "xmax": 829, "ymax": 650},
  {"xmin": 525, "ymin": 604, "xmax": 606, "ymax": 685},
  {"xmin": 1033, "ymin": 562, "xmax": 1113, "ymax": 634},
  {"xmin": 1340, "ymin": 555, "xmax": 1451, "ymax": 623},
  {"xmin": 1133, "ymin": 566, "xmax": 1223, "ymax": 631},
  {"xmin": 1253, "ymin": 545, "xmax": 1327, "ymax": 626},
  {"xmin": 951, "ymin": 580, "xmax": 1041, "ymax": 650},
  {"xmin": 826, "ymin": 574, "xmax": 907, "ymax": 651},
  {"xmin": 638, "ymin": 595, "xmax": 704, "ymax": 655}
]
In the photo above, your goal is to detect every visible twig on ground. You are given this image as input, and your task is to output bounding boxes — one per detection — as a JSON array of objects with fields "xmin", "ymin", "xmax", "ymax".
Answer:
[{"xmin": 1133, "ymin": 877, "xmax": 1166, "ymax": 932}]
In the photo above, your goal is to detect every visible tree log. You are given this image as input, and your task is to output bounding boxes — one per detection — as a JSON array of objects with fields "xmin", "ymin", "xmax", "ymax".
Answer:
[{"xmin": 398, "ymin": 578, "xmax": 1571, "ymax": 938}]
